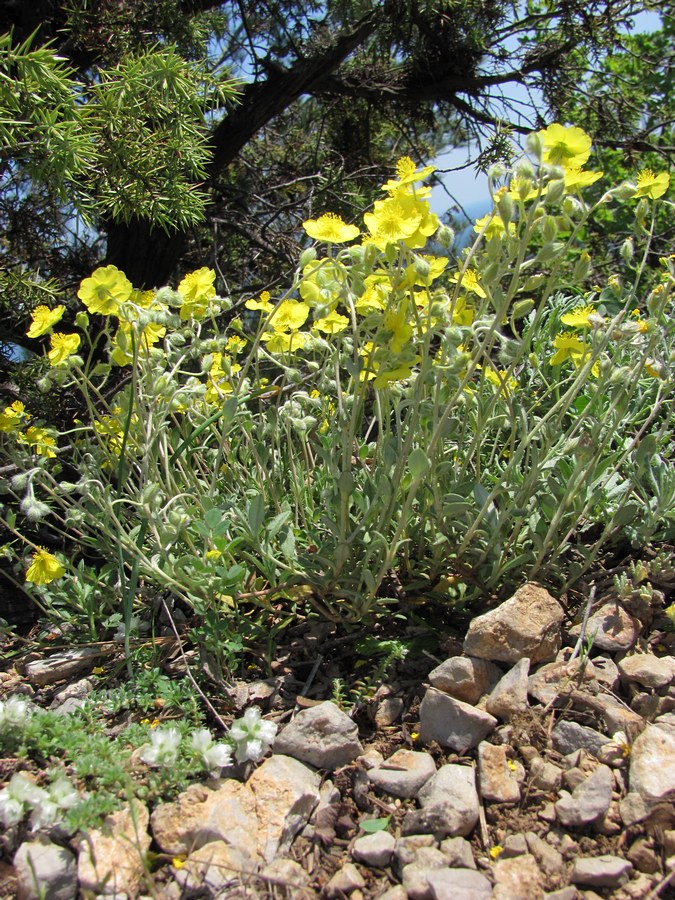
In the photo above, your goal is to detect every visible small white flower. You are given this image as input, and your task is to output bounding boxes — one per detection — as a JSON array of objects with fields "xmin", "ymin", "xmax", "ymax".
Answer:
[
  {"xmin": 49, "ymin": 775, "xmax": 81, "ymax": 810},
  {"xmin": 140, "ymin": 726, "xmax": 182, "ymax": 767},
  {"xmin": 0, "ymin": 791, "xmax": 25, "ymax": 827},
  {"xmin": 29, "ymin": 798, "xmax": 60, "ymax": 831},
  {"xmin": 228, "ymin": 707, "xmax": 277, "ymax": 763},
  {"xmin": 0, "ymin": 696, "xmax": 33, "ymax": 731},
  {"xmin": 191, "ymin": 728, "xmax": 233, "ymax": 774}
]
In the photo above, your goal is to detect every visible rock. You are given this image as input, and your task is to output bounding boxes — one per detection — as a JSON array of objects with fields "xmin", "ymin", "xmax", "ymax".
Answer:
[
  {"xmin": 152, "ymin": 755, "xmax": 319, "ymax": 865},
  {"xmin": 23, "ymin": 647, "xmax": 111, "ymax": 686},
  {"xmin": 248, "ymin": 754, "xmax": 322, "ymax": 863},
  {"xmin": 378, "ymin": 888, "xmax": 409, "ymax": 900},
  {"xmin": 527, "ymin": 659, "xmax": 597, "ymax": 705},
  {"xmin": 426, "ymin": 867, "xmax": 493, "ymax": 899},
  {"xmin": 175, "ymin": 841, "xmax": 252, "ymax": 893},
  {"xmin": 544, "ymin": 889, "xmax": 579, "ymax": 900},
  {"xmin": 626, "ymin": 837, "xmax": 660, "ymax": 874},
  {"xmin": 463, "ymin": 583, "xmax": 564, "ymax": 665},
  {"xmin": 418, "ymin": 687, "xmax": 497, "ymax": 753},
  {"xmin": 324, "ymin": 862, "xmax": 365, "ymax": 897},
  {"xmin": 14, "ymin": 839, "xmax": 77, "ymax": 900},
  {"xmin": 570, "ymin": 855, "xmax": 633, "ymax": 888},
  {"xmin": 570, "ymin": 603, "xmax": 640, "ymax": 652},
  {"xmin": 524, "ymin": 832, "xmax": 564, "ymax": 879},
  {"xmin": 273, "ymin": 701, "xmax": 363, "ymax": 769},
  {"xmin": 428, "ymin": 656, "xmax": 502, "ymax": 704},
  {"xmin": 402, "ymin": 847, "xmax": 449, "ymax": 899},
  {"xmin": 529, "ymin": 759, "xmax": 562, "ymax": 793},
  {"xmin": 502, "ymin": 834, "xmax": 529, "ymax": 858},
  {"xmin": 569, "ymin": 689, "xmax": 645, "ymax": 736},
  {"xmin": 404, "ymin": 764, "xmax": 479, "ymax": 838},
  {"xmin": 619, "ymin": 653, "xmax": 675, "ymax": 689},
  {"xmin": 551, "ymin": 721, "xmax": 608, "ymax": 756},
  {"xmin": 477, "ymin": 742, "xmax": 520, "ymax": 802},
  {"xmin": 619, "ymin": 792, "xmax": 652, "ymax": 826},
  {"xmin": 485, "ymin": 659, "xmax": 530, "ymax": 721},
  {"xmin": 492, "ymin": 854, "xmax": 545, "ymax": 899},
  {"xmin": 367, "ymin": 749, "xmax": 436, "ymax": 798},
  {"xmin": 555, "ymin": 764, "xmax": 613, "ymax": 827},
  {"xmin": 50, "ymin": 677, "xmax": 94, "ymax": 708},
  {"xmin": 351, "ymin": 831, "xmax": 396, "ymax": 867},
  {"xmin": 77, "ymin": 800, "xmax": 151, "ymax": 896},
  {"xmin": 394, "ymin": 834, "xmax": 438, "ymax": 873},
  {"xmin": 440, "ymin": 836, "xmax": 476, "ymax": 868},
  {"xmin": 629, "ymin": 724, "xmax": 675, "ymax": 802},
  {"xmin": 375, "ymin": 697, "xmax": 404, "ymax": 727},
  {"xmin": 259, "ymin": 858, "xmax": 311, "ymax": 899},
  {"xmin": 591, "ymin": 655, "xmax": 619, "ymax": 689}
]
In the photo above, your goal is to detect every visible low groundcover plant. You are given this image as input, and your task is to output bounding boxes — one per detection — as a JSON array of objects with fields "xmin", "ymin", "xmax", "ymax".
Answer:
[{"xmin": 0, "ymin": 122, "xmax": 672, "ymax": 666}]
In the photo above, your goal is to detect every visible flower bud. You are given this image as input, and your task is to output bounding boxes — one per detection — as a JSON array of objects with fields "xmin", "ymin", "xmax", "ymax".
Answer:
[
  {"xmin": 621, "ymin": 237, "xmax": 634, "ymax": 265},
  {"xmin": 498, "ymin": 193, "xmax": 514, "ymax": 227},
  {"xmin": 488, "ymin": 163, "xmax": 506, "ymax": 181},
  {"xmin": 10, "ymin": 472, "xmax": 30, "ymax": 492},
  {"xmin": 526, "ymin": 132, "xmax": 543, "ymax": 158},
  {"xmin": 573, "ymin": 251, "xmax": 591, "ymax": 282},
  {"xmin": 635, "ymin": 198, "xmax": 650, "ymax": 227},
  {"xmin": 546, "ymin": 178, "xmax": 566, "ymax": 204},
  {"xmin": 535, "ymin": 242, "xmax": 563, "ymax": 263},
  {"xmin": 37, "ymin": 376, "xmax": 52, "ymax": 393},
  {"xmin": 299, "ymin": 247, "xmax": 317, "ymax": 268},
  {"xmin": 612, "ymin": 181, "xmax": 637, "ymax": 200},
  {"xmin": 413, "ymin": 256, "xmax": 431, "ymax": 279},
  {"xmin": 512, "ymin": 298, "xmax": 534, "ymax": 320},
  {"xmin": 75, "ymin": 311, "xmax": 89, "ymax": 329},
  {"xmin": 647, "ymin": 283, "xmax": 667, "ymax": 317},
  {"xmin": 515, "ymin": 159, "xmax": 535, "ymax": 180},
  {"xmin": 542, "ymin": 215, "xmax": 558, "ymax": 242},
  {"xmin": 436, "ymin": 225, "xmax": 455, "ymax": 248}
]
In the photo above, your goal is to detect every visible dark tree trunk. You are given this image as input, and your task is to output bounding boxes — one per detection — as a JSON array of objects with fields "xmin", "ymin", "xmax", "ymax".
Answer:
[{"xmin": 104, "ymin": 219, "xmax": 189, "ymax": 289}]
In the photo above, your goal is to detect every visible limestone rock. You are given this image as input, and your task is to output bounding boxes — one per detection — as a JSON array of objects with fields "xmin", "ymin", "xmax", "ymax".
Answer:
[
  {"xmin": 570, "ymin": 603, "xmax": 640, "ymax": 652},
  {"xmin": 527, "ymin": 658, "xmax": 597, "ymax": 705},
  {"xmin": 440, "ymin": 836, "xmax": 476, "ymax": 868},
  {"xmin": 174, "ymin": 841, "xmax": 252, "ymax": 893},
  {"xmin": 463, "ymin": 584, "xmax": 564, "ymax": 665},
  {"xmin": 493, "ymin": 853, "xmax": 545, "ymax": 899},
  {"xmin": 14, "ymin": 839, "xmax": 77, "ymax": 900},
  {"xmin": 273, "ymin": 701, "xmax": 363, "ymax": 769},
  {"xmin": 324, "ymin": 862, "xmax": 365, "ymax": 897},
  {"xmin": 77, "ymin": 800, "xmax": 151, "ymax": 896},
  {"xmin": 402, "ymin": 847, "xmax": 449, "ymax": 899},
  {"xmin": 555, "ymin": 764, "xmax": 613, "ymax": 827},
  {"xmin": 485, "ymin": 659, "xmax": 530, "ymax": 721},
  {"xmin": 426, "ymin": 867, "xmax": 493, "ymax": 899},
  {"xmin": 477, "ymin": 742, "xmax": 520, "ymax": 802},
  {"xmin": 403, "ymin": 764, "xmax": 479, "ymax": 838},
  {"xmin": 629, "ymin": 724, "xmax": 675, "ymax": 803},
  {"xmin": 551, "ymin": 721, "xmax": 608, "ymax": 757},
  {"xmin": 367, "ymin": 749, "xmax": 436, "ymax": 798},
  {"xmin": 419, "ymin": 687, "xmax": 497, "ymax": 754},
  {"xmin": 570, "ymin": 855, "xmax": 633, "ymax": 888},
  {"xmin": 428, "ymin": 656, "xmax": 502, "ymax": 704},
  {"xmin": 619, "ymin": 653, "xmax": 675, "ymax": 689},
  {"xmin": 529, "ymin": 759, "xmax": 563, "ymax": 793},
  {"xmin": 351, "ymin": 830, "xmax": 396, "ymax": 867}
]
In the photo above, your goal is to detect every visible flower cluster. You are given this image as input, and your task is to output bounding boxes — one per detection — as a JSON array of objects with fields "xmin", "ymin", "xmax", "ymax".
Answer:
[{"xmin": 0, "ymin": 771, "xmax": 82, "ymax": 831}]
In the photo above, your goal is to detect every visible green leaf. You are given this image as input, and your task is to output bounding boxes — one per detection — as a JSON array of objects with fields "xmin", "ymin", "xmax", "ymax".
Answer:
[
  {"xmin": 247, "ymin": 493, "xmax": 265, "ymax": 535},
  {"xmin": 360, "ymin": 816, "xmax": 390, "ymax": 834},
  {"xmin": 408, "ymin": 447, "xmax": 430, "ymax": 480}
]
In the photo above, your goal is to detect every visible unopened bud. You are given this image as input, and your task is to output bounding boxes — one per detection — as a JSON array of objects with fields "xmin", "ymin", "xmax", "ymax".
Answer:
[
  {"xmin": 621, "ymin": 237, "xmax": 634, "ymax": 265},
  {"xmin": 542, "ymin": 215, "xmax": 558, "ymax": 242},
  {"xmin": 573, "ymin": 251, "xmax": 591, "ymax": 282},
  {"xmin": 498, "ymin": 193, "xmax": 514, "ymax": 227},
  {"xmin": 299, "ymin": 247, "xmax": 317, "ymax": 268},
  {"xmin": 436, "ymin": 225, "xmax": 455, "ymax": 248},
  {"xmin": 526, "ymin": 132, "xmax": 543, "ymax": 158},
  {"xmin": 546, "ymin": 178, "xmax": 566, "ymax": 204},
  {"xmin": 512, "ymin": 298, "xmax": 534, "ymax": 320}
]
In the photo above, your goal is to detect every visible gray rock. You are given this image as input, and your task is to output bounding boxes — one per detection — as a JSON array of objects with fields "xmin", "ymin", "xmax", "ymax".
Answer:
[
  {"xmin": 394, "ymin": 834, "xmax": 438, "ymax": 873},
  {"xmin": 502, "ymin": 834, "xmax": 529, "ymax": 858},
  {"xmin": 175, "ymin": 842, "xmax": 252, "ymax": 893},
  {"xmin": 493, "ymin": 854, "xmax": 545, "ymax": 899},
  {"xmin": 591, "ymin": 655, "xmax": 619, "ymax": 689},
  {"xmin": 426, "ymin": 867, "xmax": 493, "ymax": 900},
  {"xmin": 324, "ymin": 862, "xmax": 365, "ymax": 897},
  {"xmin": 524, "ymin": 832, "xmax": 564, "ymax": 878},
  {"xmin": 551, "ymin": 721, "xmax": 608, "ymax": 756},
  {"xmin": 529, "ymin": 758, "xmax": 562, "ymax": 793},
  {"xmin": 402, "ymin": 847, "xmax": 450, "ymax": 899},
  {"xmin": 378, "ymin": 888, "xmax": 409, "ymax": 900},
  {"xmin": 555, "ymin": 764, "xmax": 613, "ymax": 827},
  {"xmin": 351, "ymin": 830, "xmax": 396, "ymax": 867},
  {"xmin": 626, "ymin": 836, "xmax": 660, "ymax": 874},
  {"xmin": 440, "ymin": 836, "xmax": 475, "ymax": 868},
  {"xmin": 428, "ymin": 656, "xmax": 502, "ymax": 704},
  {"xmin": 527, "ymin": 659, "xmax": 597, "ymax": 705},
  {"xmin": 629, "ymin": 723, "xmax": 675, "ymax": 802},
  {"xmin": 619, "ymin": 792, "xmax": 652, "ymax": 826},
  {"xmin": 259, "ymin": 858, "xmax": 311, "ymax": 898},
  {"xmin": 570, "ymin": 855, "xmax": 633, "ymax": 888},
  {"xmin": 619, "ymin": 653, "xmax": 675, "ymax": 689},
  {"xmin": 375, "ymin": 697, "xmax": 405, "ymax": 727},
  {"xmin": 570, "ymin": 603, "xmax": 640, "ymax": 652},
  {"xmin": 403, "ymin": 765, "xmax": 479, "ymax": 838},
  {"xmin": 419, "ymin": 687, "xmax": 497, "ymax": 754},
  {"xmin": 544, "ymin": 889, "xmax": 579, "ymax": 900},
  {"xmin": 463, "ymin": 583, "xmax": 564, "ymax": 665},
  {"xmin": 569, "ymin": 690, "xmax": 645, "ymax": 737},
  {"xmin": 14, "ymin": 839, "xmax": 77, "ymax": 900},
  {"xmin": 477, "ymin": 742, "xmax": 520, "ymax": 802},
  {"xmin": 273, "ymin": 701, "xmax": 363, "ymax": 769},
  {"xmin": 367, "ymin": 749, "xmax": 436, "ymax": 798},
  {"xmin": 485, "ymin": 659, "xmax": 530, "ymax": 721}
]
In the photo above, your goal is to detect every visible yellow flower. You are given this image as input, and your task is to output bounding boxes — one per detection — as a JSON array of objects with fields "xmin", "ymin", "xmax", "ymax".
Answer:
[
  {"xmin": 303, "ymin": 212, "xmax": 360, "ymax": 243},
  {"xmin": 506, "ymin": 176, "xmax": 544, "ymax": 203},
  {"xmin": 110, "ymin": 319, "xmax": 166, "ymax": 366},
  {"xmin": 490, "ymin": 845, "xmax": 504, "ymax": 860},
  {"xmin": 355, "ymin": 278, "xmax": 389, "ymax": 314},
  {"xmin": 204, "ymin": 352, "xmax": 241, "ymax": 403},
  {"xmin": 449, "ymin": 268, "xmax": 486, "ymax": 299},
  {"xmin": 364, "ymin": 196, "xmax": 422, "ymax": 249},
  {"xmin": 451, "ymin": 296, "xmax": 475, "ymax": 326},
  {"xmin": 549, "ymin": 332, "xmax": 599, "ymax": 375},
  {"xmin": 564, "ymin": 168, "xmax": 603, "ymax": 192},
  {"xmin": 226, "ymin": 334, "xmax": 247, "ymax": 355},
  {"xmin": 474, "ymin": 214, "xmax": 515, "ymax": 239},
  {"xmin": 245, "ymin": 290, "xmax": 275, "ymax": 313},
  {"xmin": 484, "ymin": 367, "xmax": 517, "ymax": 396},
  {"xmin": 373, "ymin": 360, "xmax": 418, "ymax": 388},
  {"xmin": 0, "ymin": 400, "xmax": 27, "ymax": 432},
  {"xmin": 19, "ymin": 426, "xmax": 57, "ymax": 458},
  {"xmin": 206, "ymin": 549, "xmax": 222, "ymax": 560},
  {"xmin": 48, "ymin": 332, "xmax": 80, "ymax": 366},
  {"xmin": 383, "ymin": 302, "xmax": 413, "ymax": 353},
  {"xmin": 381, "ymin": 156, "xmax": 436, "ymax": 192},
  {"xmin": 270, "ymin": 299, "xmax": 310, "ymax": 332},
  {"xmin": 260, "ymin": 330, "xmax": 309, "ymax": 353},
  {"xmin": 539, "ymin": 123, "xmax": 592, "ymax": 169},
  {"xmin": 26, "ymin": 305, "xmax": 65, "ymax": 338},
  {"xmin": 560, "ymin": 305, "xmax": 597, "ymax": 328},
  {"xmin": 634, "ymin": 169, "xmax": 670, "ymax": 200},
  {"xmin": 312, "ymin": 310, "xmax": 350, "ymax": 334},
  {"xmin": 177, "ymin": 267, "xmax": 216, "ymax": 320},
  {"xmin": 78, "ymin": 266, "xmax": 133, "ymax": 316},
  {"xmin": 25, "ymin": 547, "xmax": 65, "ymax": 584}
]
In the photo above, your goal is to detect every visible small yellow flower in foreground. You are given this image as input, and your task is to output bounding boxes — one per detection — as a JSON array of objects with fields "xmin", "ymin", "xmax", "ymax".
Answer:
[
  {"xmin": 312, "ymin": 310, "xmax": 350, "ymax": 334},
  {"xmin": 26, "ymin": 304, "xmax": 65, "ymax": 338},
  {"xmin": 25, "ymin": 547, "xmax": 65, "ymax": 584},
  {"xmin": 260, "ymin": 330, "xmax": 309, "ymax": 353},
  {"xmin": 245, "ymin": 290, "xmax": 275, "ymax": 313},
  {"xmin": 20, "ymin": 426, "xmax": 57, "ymax": 458},
  {"xmin": 381, "ymin": 156, "xmax": 436, "ymax": 192},
  {"xmin": 302, "ymin": 212, "xmax": 360, "ymax": 243},
  {"xmin": 48, "ymin": 332, "xmax": 81, "ymax": 366},
  {"xmin": 0, "ymin": 400, "xmax": 26, "ymax": 432},
  {"xmin": 172, "ymin": 857, "xmax": 186, "ymax": 869},
  {"xmin": 634, "ymin": 169, "xmax": 670, "ymax": 200},
  {"xmin": 564, "ymin": 168, "xmax": 603, "ymax": 192},
  {"xmin": 178, "ymin": 267, "xmax": 216, "ymax": 320},
  {"xmin": 549, "ymin": 332, "xmax": 586, "ymax": 366},
  {"xmin": 78, "ymin": 265, "xmax": 133, "ymax": 316},
  {"xmin": 560, "ymin": 305, "xmax": 596, "ymax": 328},
  {"xmin": 490, "ymin": 845, "xmax": 504, "ymax": 860},
  {"xmin": 474, "ymin": 214, "xmax": 515, "ymax": 240},
  {"xmin": 449, "ymin": 268, "xmax": 487, "ymax": 299},
  {"xmin": 270, "ymin": 299, "xmax": 310, "ymax": 332},
  {"xmin": 539, "ymin": 123, "xmax": 592, "ymax": 169}
]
